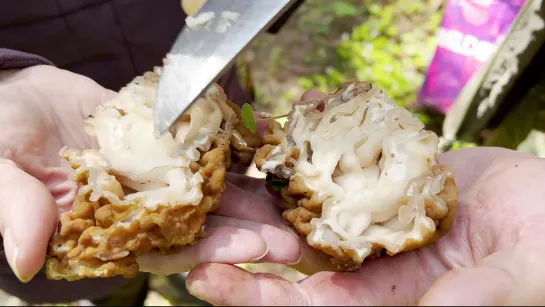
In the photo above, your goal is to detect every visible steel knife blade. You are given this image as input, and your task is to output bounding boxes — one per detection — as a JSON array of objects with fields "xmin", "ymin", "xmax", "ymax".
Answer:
[{"xmin": 154, "ymin": 0, "xmax": 296, "ymax": 137}]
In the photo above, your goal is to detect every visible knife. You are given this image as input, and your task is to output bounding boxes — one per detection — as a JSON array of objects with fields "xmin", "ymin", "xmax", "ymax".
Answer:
[{"xmin": 154, "ymin": 0, "xmax": 297, "ymax": 137}]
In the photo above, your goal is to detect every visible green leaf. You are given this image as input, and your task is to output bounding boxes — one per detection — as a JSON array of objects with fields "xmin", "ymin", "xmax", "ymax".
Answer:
[
  {"xmin": 386, "ymin": 25, "xmax": 399, "ymax": 37},
  {"xmin": 266, "ymin": 173, "xmax": 289, "ymax": 191},
  {"xmin": 368, "ymin": 3, "xmax": 383, "ymax": 15},
  {"xmin": 241, "ymin": 103, "xmax": 257, "ymax": 133},
  {"xmin": 379, "ymin": 5, "xmax": 395, "ymax": 29},
  {"xmin": 330, "ymin": 1, "xmax": 360, "ymax": 17}
]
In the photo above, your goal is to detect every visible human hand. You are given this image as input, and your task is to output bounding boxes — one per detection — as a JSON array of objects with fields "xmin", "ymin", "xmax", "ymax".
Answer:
[
  {"xmin": 183, "ymin": 91, "xmax": 545, "ymax": 305},
  {"xmin": 0, "ymin": 65, "xmax": 117, "ymax": 282},
  {"xmin": 0, "ymin": 65, "xmax": 304, "ymax": 283}
]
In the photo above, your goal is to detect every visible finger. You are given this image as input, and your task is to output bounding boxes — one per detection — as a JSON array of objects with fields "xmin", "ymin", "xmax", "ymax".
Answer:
[
  {"xmin": 226, "ymin": 172, "xmax": 264, "ymax": 192},
  {"xmin": 187, "ymin": 248, "xmax": 449, "ymax": 306},
  {"xmin": 205, "ymin": 215, "xmax": 301, "ymax": 265},
  {"xmin": 187, "ymin": 263, "xmax": 309, "ymax": 306},
  {"xmin": 215, "ymin": 181, "xmax": 287, "ymax": 229},
  {"xmin": 300, "ymin": 89, "xmax": 327, "ymax": 102},
  {"xmin": 214, "ymin": 183, "xmax": 337, "ymax": 273},
  {"xmin": 226, "ymin": 172, "xmax": 275, "ymax": 200},
  {"xmin": 0, "ymin": 159, "xmax": 58, "ymax": 282},
  {"xmin": 265, "ymin": 182, "xmax": 283, "ymax": 200},
  {"xmin": 419, "ymin": 243, "xmax": 545, "ymax": 306},
  {"xmin": 137, "ymin": 226, "xmax": 268, "ymax": 275},
  {"xmin": 290, "ymin": 240, "xmax": 338, "ymax": 275}
]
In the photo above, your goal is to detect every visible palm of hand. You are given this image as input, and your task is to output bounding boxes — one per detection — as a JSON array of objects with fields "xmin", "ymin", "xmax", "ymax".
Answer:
[{"xmin": 185, "ymin": 147, "xmax": 545, "ymax": 306}]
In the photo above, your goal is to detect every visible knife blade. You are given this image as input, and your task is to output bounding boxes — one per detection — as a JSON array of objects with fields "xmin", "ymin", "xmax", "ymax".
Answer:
[{"xmin": 154, "ymin": 0, "xmax": 296, "ymax": 137}]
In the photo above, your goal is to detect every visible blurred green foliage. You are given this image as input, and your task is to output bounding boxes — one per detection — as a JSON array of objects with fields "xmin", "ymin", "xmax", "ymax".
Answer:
[
  {"xmin": 297, "ymin": 0, "xmax": 445, "ymax": 127},
  {"xmin": 297, "ymin": 0, "xmax": 365, "ymax": 35}
]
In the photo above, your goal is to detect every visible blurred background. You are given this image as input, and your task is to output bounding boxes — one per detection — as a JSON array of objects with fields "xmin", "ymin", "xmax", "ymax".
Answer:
[
  {"xmin": 243, "ymin": 0, "xmax": 445, "ymax": 126},
  {"xmin": 3, "ymin": 0, "xmax": 544, "ymax": 305}
]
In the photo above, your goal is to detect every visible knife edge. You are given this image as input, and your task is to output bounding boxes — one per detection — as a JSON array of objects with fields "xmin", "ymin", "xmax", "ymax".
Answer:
[{"xmin": 154, "ymin": 0, "xmax": 297, "ymax": 138}]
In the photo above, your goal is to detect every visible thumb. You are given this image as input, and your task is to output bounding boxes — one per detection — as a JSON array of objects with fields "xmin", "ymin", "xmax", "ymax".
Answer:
[
  {"xmin": 181, "ymin": 0, "xmax": 206, "ymax": 16},
  {"xmin": 0, "ymin": 159, "xmax": 58, "ymax": 282},
  {"xmin": 419, "ymin": 243, "xmax": 545, "ymax": 305}
]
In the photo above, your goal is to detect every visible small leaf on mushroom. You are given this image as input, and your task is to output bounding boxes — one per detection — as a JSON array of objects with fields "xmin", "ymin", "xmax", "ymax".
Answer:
[{"xmin": 241, "ymin": 103, "xmax": 257, "ymax": 133}]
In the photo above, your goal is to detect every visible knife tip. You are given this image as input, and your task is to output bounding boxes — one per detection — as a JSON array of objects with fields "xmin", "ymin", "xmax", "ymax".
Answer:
[{"xmin": 153, "ymin": 120, "xmax": 171, "ymax": 139}]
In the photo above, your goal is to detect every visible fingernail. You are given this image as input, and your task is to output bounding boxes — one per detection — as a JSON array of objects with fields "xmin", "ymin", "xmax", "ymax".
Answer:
[
  {"xmin": 3, "ymin": 230, "xmax": 29, "ymax": 283},
  {"xmin": 186, "ymin": 279, "xmax": 206, "ymax": 301},
  {"xmin": 135, "ymin": 252, "xmax": 166, "ymax": 274},
  {"xmin": 284, "ymin": 252, "xmax": 303, "ymax": 266},
  {"xmin": 249, "ymin": 247, "xmax": 269, "ymax": 262}
]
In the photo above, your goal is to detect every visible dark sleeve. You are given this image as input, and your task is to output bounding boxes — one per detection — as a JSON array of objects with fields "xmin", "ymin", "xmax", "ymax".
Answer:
[
  {"xmin": 0, "ymin": 48, "xmax": 53, "ymax": 70},
  {"xmin": 266, "ymin": 0, "xmax": 305, "ymax": 34}
]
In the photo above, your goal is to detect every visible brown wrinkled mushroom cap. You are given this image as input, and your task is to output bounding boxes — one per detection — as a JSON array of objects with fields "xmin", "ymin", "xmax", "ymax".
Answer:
[
  {"xmin": 46, "ymin": 66, "xmax": 260, "ymax": 281},
  {"xmin": 256, "ymin": 81, "xmax": 458, "ymax": 271}
]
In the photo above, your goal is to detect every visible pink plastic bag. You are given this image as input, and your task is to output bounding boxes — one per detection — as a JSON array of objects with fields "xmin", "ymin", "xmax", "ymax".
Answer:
[{"xmin": 417, "ymin": 0, "xmax": 527, "ymax": 114}]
